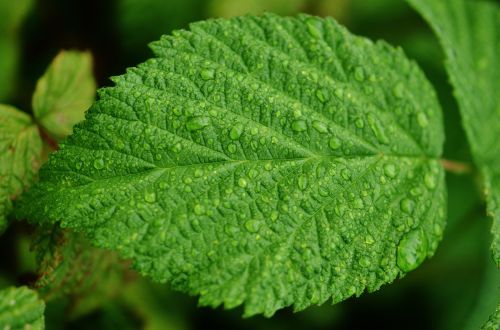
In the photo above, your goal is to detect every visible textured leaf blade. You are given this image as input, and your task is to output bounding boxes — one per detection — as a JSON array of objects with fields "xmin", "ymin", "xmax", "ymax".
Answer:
[
  {"xmin": 407, "ymin": 0, "xmax": 500, "ymax": 265},
  {"xmin": 18, "ymin": 14, "xmax": 446, "ymax": 316},
  {"xmin": 0, "ymin": 286, "xmax": 45, "ymax": 330},
  {"xmin": 32, "ymin": 50, "xmax": 96, "ymax": 140},
  {"xmin": 0, "ymin": 105, "xmax": 42, "ymax": 233}
]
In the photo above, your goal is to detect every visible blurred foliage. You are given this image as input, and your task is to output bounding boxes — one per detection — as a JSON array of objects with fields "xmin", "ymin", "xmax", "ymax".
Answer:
[
  {"xmin": 0, "ymin": 0, "xmax": 496, "ymax": 329},
  {"xmin": 0, "ymin": 0, "xmax": 33, "ymax": 102}
]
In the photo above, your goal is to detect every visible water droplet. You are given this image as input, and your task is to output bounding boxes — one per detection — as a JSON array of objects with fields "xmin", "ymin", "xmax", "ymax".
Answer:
[
  {"xmin": 245, "ymin": 220, "xmax": 261, "ymax": 233},
  {"xmin": 341, "ymin": 168, "xmax": 351, "ymax": 180},
  {"xmin": 224, "ymin": 224, "xmax": 238, "ymax": 235},
  {"xmin": 410, "ymin": 187, "xmax": 422, "ymax": 196},
  {"xmin": 270, "ymin": 211, "xmax": 279, "ymax": 221},
  {"xmin": 306, "ymin": 18, "xmax": 323, "ymax": 38},
  {"xmin": 200, "ymin": 69, "xmax": 215, "ymax": 80},
  {"xmin": 227, "ymin": 143, "xmax": 237, "ymax": 153},
  {"xmin": 75, "ymin": 161, "xmax": 83, "ymax": 170},
  {"xmin": 264, "ymin": 162, "xmax": 273, "ymax": 171},
  {"xmin": 355, "ymin": 118, "xmax": 364, "ymax": 128},
  {"xmin": 383, "ymin": 164, "xmax": 397, "ymax": 178},
  {"xmin": 194, "ymin": 169, "xmax": 203, "ymax": 178},
  {"xmin": 230, "ymin": 124, "xmax": 243, "ymax": 140},
  {"xmin": 367, "ymin": 114, "xmax": 389, "ymax": 144},
  {"xmin": 93, "ymin": 159, "xmax": 105, "ymax": 170},
  {"xmin": 315, "ymin": 89, "xmax": 328, "ymax": 102},
  {"xmin": 424, "ymin": 173, "xmax": 436, "ymax": 189},
  {"xmin": 238, "ymin": 178, "xmax": 247, "ymax": 188},
  {"xmin": 247, "ymin": 169, "xmax": 258, "ymax": 178},
  {"xmin": 292, "ymin": 120, "xmax": 307, "ymax": 132},
  {"xmin": 354, "ymin": 67, "xmax": 365, "ymax": 82},
  {"xmin": 400, "ymin": 198, "xmax": 415, "ymax": 214},
  {"xmin": 186, "ymin": 116, "xmax": 209, "ymax": 131},
  {"xmin": 397, "ymin": 228, "xmax": 428, "ymax": 272},
  {"xmin": 183, "ymin": 177, "xmax": 193, "ymax": 184},
  {"xmin": 353, "ymin": 198, "xmax": 364, "ymax": 209},
  {"xmin": 194, "ymin": 204, "xmax": 205, "ymax": 215},
  {"xmin": 172, "ymin": 143, "xmax": 182, "ymax": 153},
  {"xmin": 392, "ymin": 82, "xmax": 405, "ymax": 98},
  {"xmin": 298, "ymin": 174, "xmax": 308, "ymax": 190},
  {"xmin": 417, "ymin": 113, "xmax": 429, "ymax": 127},
  {"xmin": 312, "ymin": 120, "xmax": 328, "ymax": 133},
  {"xmin": 359, "ymin": 256, "xmax": 371, "ymax": 267},
  {"xmin": 144, "ymin": 192, "xmax": 156, "ymax": 203},
  {"xmin": 364, "ymin": 235, "xmax": 375, "ymax": 245},
  {"xmin": 329, "ymin": 137, "xmax": 341, "ymax": 150}
]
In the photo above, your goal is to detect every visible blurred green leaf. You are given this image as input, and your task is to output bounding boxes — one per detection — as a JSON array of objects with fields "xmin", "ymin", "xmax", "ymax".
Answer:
[
  {"xmin": 0, "ymin": 286, "xmax": 45, "ymax": 330},
  {"xmin": 0, "ymin": 104, "xmax": 42, "ymax": 233},
  {"xmin": 33, "ymin": 226, "xmax": 125, "ymax": 319},
  {"xmin": 32, "ymin": 50, "xmax": 96, "ymax": 140},
  {"xmin": 0, "ymin": 0, "xmax": 34, "ymax": 101},
  {"xmin": 407, "ymin": 0, "xmax": 500, "ymax": 266}
]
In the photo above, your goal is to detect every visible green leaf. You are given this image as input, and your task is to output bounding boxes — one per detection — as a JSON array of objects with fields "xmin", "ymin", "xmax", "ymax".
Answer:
[
  {"xmin": 406, "ymin": 0, "xmax": 500, "ymax": 265},
  {"xmin": 17, "ymin": 14, "xmax": 446, "ymax": 316},
  {"xmin": 33, "ymin": 226, "xmax": 124, "ymax": 304},
  {"xmin": 0, "ymin": 286, "xmax": 45, "ymax": 330},
  {"xmin": 32, "ymin": 50, "xmax": 96, "ymax": 140},
  {"xmin": 482, "ymin": 304, "xmax": 499, "ymax": 330},
  {"xmin": 0, "ymin": 105, "xmax": 42, "ymax": 233}
]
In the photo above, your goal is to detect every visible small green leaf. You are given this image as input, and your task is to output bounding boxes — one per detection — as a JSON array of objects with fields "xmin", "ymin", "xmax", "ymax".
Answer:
[
  {"xmin": 18, "ymin": 14, "xmax": 446, "ymax": 316},
  {"xmin": 407, "ymin": 0, "xmax": 500, "ymax": 266},
  {"xmin": 0, "ymin": 286, "xmax": 45, "ymax": 330},
  {"xmin": 0, "ymin": 104, "xmax": 42, "ymax": 233},
  {"xmin": 33, "ymin": 226, "xmax": 124, "ymax": 307},
  {"xmin": 32, "ymin": 50, "xmax": 96, "ymax": 140}
]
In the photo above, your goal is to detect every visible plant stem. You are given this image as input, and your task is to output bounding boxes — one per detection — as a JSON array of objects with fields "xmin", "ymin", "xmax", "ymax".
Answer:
[
  {"xmin": 38, "ymin": 125, "xmax": 59, "ymax": 151},
  {"xmin": 440, "ymin": 158, "xmax": 472, "ymax": 174}
]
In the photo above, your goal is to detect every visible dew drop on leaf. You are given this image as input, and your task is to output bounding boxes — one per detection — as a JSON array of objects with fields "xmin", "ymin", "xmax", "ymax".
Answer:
[
  {"xmin": 367, "ymin": 114, "xmax": 389, "ymax": 144},
  {"xmin": 329, "ymin": 137, "xmax": 341, "ymax": 150},
  {"xmin": 354, "ymin": 67, "xmax": 365, "ymax": 82},
  {"xmin": 245, "ymin": 220, "xmax": 261, "ymax": 233},
  {"xmin": 396, "ymin": 228, "xmax": 428, "ymax": 272},
  {"xmin": 194, "ymin": 204, "xmax": 205, "ymax": 215},
  {"xmin": 424, "ymin": 173, "xmax": 436, "ymax": 189},
  {"xmin": 186, "ymin": 116, "xmax": 209, "ymax": 131},
  {"xmin": 229, "ymin": 124, "xmax": 244, "ymax": 140},
  {"xmin": 355, "ymin": 118, "xmax": 364, "ymax": 128},
  {"xmin": 298, "ymin": 174, "xmax": 308, "ymax": 190},
  {"xmin": 200, "ymin": 68, "xmax": 215, "ymax": 80},
  {"xmin": 238, "ymin": 178, "xmax": 248, "ymax": 188},
  {"xmin": 227, "ymin": 143, "xmax": 237, "ymax": 153},
  {"xmin": 383, "ymin": 164, "xmax": 397, "ymax": 178},
  {"xmin": 315, "ymin": 89, "xmax": 328, "ymax": 102},
  {"xmin": 400, "ymin": 198, "xmax": 415, "ymax": 214},
  {"xmin": 93, "ymin": 159, "xmax": 105, "ymax": 170},
  {"xmin": 417, "ymin": 113, "xmax": 429, "ymax": 127},
  {"xmin": 144, "ymin": 192, "xmax": 156, "ymax": 203},
  {"xmin": 291, "ymin": 120, "xmax": 307, "ymax": 132},
  {"xmin": 312, "ymin": 120, "xmax": 328, "ymax": 133}
]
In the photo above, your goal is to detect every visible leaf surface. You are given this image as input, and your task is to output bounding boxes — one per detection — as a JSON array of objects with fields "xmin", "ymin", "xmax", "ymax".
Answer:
[
  {"xmin": 407, "ymin": 0, "xmax": 500, "ymax": 265},
  {"xmin": 0, "ymin": 105, "xmax": 42, "ymax": 233},
  {"xmin": 0, "ymin": 286, "xmax": 45, "ymax": 330},
  {"xmin": 32, "ymin": 50, "xmax": 96, "ymax": 140},
  {"xmin": 18, "ymin": 14, "xmax": 446, "ymax": 316}
]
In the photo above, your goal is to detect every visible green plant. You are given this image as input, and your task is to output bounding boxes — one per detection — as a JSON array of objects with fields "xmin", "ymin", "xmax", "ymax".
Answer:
[{"xmin": 0, "ymin": 0, "xmax": 498, "ymax": 328}]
